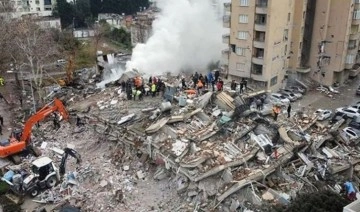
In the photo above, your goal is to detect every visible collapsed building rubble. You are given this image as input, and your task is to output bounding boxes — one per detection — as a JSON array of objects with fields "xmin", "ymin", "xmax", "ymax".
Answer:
[{"xmin": 3, "ymin": 73, "xmax": 360, "ymax": 211}]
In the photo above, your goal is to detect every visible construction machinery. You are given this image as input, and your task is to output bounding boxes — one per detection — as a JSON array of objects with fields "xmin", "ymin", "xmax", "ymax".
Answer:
[
  {"xmin": 58, "ymin": 54, "xmax": 75, "ymax": 86},
  {"xmin": 2, "ymin": 147, "xmax": 81, "ymax": 198},
  {"xmin": 0, "ymin": 98, "xmax": 69, "ymax": 164}
]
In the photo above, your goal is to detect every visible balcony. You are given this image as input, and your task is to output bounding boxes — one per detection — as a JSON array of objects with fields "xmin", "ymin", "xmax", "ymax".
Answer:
[
  {"xmin": 353, "ymin": 18, "xmax": 360, "ymax": 25},
  {"xmin": 224, "ymin": 3, "xmax": 231, "ymax": 12},
  {"xmin": 350, "ymin": 33, "xmax": 360, "ymax": 40},
  {"xmin": 223, "ymin": 15, "xmax": 230, "ymax": 28},
  {"xmin": 253, "ymin": 39, "xmax": 265, "ymax": 48},
  {"xmin": 222, "ymin": 34, "xmax": 230, "ymax": 44},
  {"xmin": 295, "ymin": 67, "xmax": 311, "ymax": 74},
  {"xmin": 255, "ymin": 6, "xmax": 267, "ymax": 14},
  {"xmin": 254, "ymin": 23, "xmax": 266, "ymax": 31},
  {"xmin": 348, "ymin": 45, "xmax": 358, "ymax": 53},
  {"xmin": 222, "ymin": 49, "xmax": 230, "ymax": 58},
  {"xmin": 355, "ymin": 2, "xmax": 360, "ymax": 9},
  {"xmin": 252, "ymin": 56, "xmax": 264, "ymax": 65}
]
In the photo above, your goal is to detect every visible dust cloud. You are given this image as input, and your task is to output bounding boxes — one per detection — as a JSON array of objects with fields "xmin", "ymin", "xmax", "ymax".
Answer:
[{"xmin": 126, "ymin": 0, "xmax": 223, "ymax": 75}]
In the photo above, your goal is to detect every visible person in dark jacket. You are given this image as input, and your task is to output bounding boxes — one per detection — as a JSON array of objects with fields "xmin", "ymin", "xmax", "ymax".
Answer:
[
  {"xmin": 214, "ymin": 70, "xmax": 220, "ymax": 82},
  {"xmin": 230, "ymin": 80, "xmax": 237, "ymax": 91},
  {"xmin": 287, "ymin": 104, "xmax": 292, "ymax": 118}
]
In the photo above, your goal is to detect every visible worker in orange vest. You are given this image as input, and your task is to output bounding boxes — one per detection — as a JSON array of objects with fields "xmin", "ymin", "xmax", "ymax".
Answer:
[{"xmin": 196, "ymin": 79, "xmax": 204, "ymax": 95}]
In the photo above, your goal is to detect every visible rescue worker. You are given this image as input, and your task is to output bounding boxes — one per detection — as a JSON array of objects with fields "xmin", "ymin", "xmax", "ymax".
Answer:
[
  {"xmin": 151, "ymin": 83, "xmax": 157, "ymax": 97},
  {"xmin": 0, "ymin": 77, "xmax": 4, "ymax": 86},
  {"xmin": 230, "ymin": 80, "xmax": 237, "ymax": 91},
  {"xmin": 273, "ymin": 105, "xmax": 280, "ymax": 121},
  {"xmin": 197, "ymin": 79, "xmax": 204, "ymax": 95},
  {"xmin": 287, "ymin": 104, "xmax": 292, "ymax": 118},
  {"xmin": 181, "ymin": 77, "xmax": 187, "ymax": 89},
  {"xmin": 208, "ymin": 72, "xmax": 214, "ymax": 91},
  {"xmin": 214, "ymin": 70, "xmax": 220, "ymax": 82},
  {"xmin": 53, "ymin": 114, "xmax": 60, "ymax": 130},
  {"xmin": 256, "ymin": 99, "xmax": 262, "ymax": 111}
]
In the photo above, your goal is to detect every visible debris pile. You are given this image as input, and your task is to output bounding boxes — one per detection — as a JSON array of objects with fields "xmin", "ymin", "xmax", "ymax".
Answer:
[{"xmin": 2, "ymin": 74, "xmax": 360, "ymax": 211}]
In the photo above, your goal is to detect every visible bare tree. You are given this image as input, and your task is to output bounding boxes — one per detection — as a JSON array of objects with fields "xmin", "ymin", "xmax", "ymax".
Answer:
[{"xmin": 11, "ymin": 18, "xmax": 58, "ymax": 103}]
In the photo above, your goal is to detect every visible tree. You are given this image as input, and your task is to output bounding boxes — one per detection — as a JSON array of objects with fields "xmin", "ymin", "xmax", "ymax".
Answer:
[
  {"xmin": 53, "ymin": 0, "xmax": 75, "ymax": 28},
  {"xmin": 11, "ymin": 19, "xmax": 58, "ymax": 103}
]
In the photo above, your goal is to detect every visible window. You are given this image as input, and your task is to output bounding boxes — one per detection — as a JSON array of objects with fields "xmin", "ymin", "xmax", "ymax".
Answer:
[
  {"xmin": 270, "ymin": 76, "xmax": 278, "ymax": 86},
  {"xmin": 287, "ymin": 13, "xmax": 291, "ymax": 22},
  {"xmin": 354, "ymin": 10, "xmax": 360, "ymax": 20},
  {"xmin": 240, "ymin": 0, "xmax": 249, "ymax": 6},
  {"xmin": 351, "ymin": 25, "xmax": 359, "ymax": 34},
  {"xmin": 235, "ymin": 47, "xmax": 246, "ymax": 56},
  {"xmin": 356, "ymin": 0, "xmax": 360, "ymax": 4},
  {"xmin": 237, "ymin": 31, "xmax": 248, "ymax": 40},
  {"xmin": 35, "ymin": 0, "xmax": 39, "ymax": 4},
  {"xmin": 236, "ymin": 63, "xmax": 245, "ymax": 71},
  {"xmin": 36, "ymin": 7, "xmax": 40, "ymax": 11},
  {"xmin": 252, "ymin": 64, "xmax": 263, "ymax": 75},
  {"xmin": 346, "ymin": 54, "xmax": 356, "ymax": 64},
  {"xmin": 239, "ymin": 15, "xmax": 248, "ymax": 23},
  {"xmin": 349, "ymin": 40, "xmax": 357, "ymax": 50}
]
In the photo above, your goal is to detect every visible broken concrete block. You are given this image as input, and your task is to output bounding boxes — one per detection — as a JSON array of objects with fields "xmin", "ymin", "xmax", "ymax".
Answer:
[
  {"xmin": 262, "ymin": 191, "xmax": 274, "ymax": 201},
  {"xmin": 123, "ymin": 165, "xmax": 130, "ymax": 171},
  {"xmin": 136, "ymin": 170, "xmax": 145, "ymax": 179},
  {"xmin": 230, "ymin": 199, "xmax": 240, "ymax": 212},
  {"xmin": 222, "ymin": 168, "xmax": 233, "ymax": 183},
  {"xmin": 187, "ymin": 191, "xmax": 198, "ymax": 197},
  {"xmin": 100, "ymin": 180, "xmax": 108, "ymax": 188}
]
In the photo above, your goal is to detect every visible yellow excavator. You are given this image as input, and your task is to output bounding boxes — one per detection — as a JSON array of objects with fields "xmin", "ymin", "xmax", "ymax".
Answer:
[{"xmin": 58, "ymin": 54, "xmax": 75, "ymax": 87}]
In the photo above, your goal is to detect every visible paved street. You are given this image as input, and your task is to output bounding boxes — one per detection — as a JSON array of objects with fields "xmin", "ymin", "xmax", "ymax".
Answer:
[{"xmin": 292, "ymin": 79, "xmax": 360, "ymax": 112}]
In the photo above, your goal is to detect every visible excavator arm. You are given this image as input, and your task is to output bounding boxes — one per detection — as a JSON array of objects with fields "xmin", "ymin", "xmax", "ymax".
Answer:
[
  {"xmin": 59, "ymin": 148, "xmax": 81, "ymax": 176},
  {"xmin": 20, "ymin": 98, "xmax": 69, "ymax": 144}
]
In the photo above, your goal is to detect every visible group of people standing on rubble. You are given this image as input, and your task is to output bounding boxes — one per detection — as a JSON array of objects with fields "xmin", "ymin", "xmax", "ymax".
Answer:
[
  {"xmin": 230, "ymin": 78, "xmax": 248, "ymax": 93},
  {"xmin": 181, "ymin": 70, "xmax": 226, "ymax": 94},
  {"xmin": 120, "ymin": 76, "xmax": 165, "ymax": 101}
]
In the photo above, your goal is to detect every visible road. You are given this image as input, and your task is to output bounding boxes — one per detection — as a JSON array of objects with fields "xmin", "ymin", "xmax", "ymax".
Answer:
[{"xmin": 292, "ymin": 79, "xmax": 360, "ymax": 112}]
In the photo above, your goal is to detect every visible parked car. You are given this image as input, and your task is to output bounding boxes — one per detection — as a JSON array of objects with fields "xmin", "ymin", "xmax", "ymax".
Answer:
[
  {"xmin": 282, "ymin": 89, "xmax": 302, "ymax": 99},
  {"xmin": 335, "ymin": 107, "xmax": 360, "ymax": 118},
  {"xmin": 342, "ymin": 127, "xmax": 359, "ymax": 140},
  {"xmin": 280, "ymin": 92, "xmax": 297, "ymax": 102},
  {"xmin": 269, "ymin": 93, "xmax": 290, "ymax": 105},
  {"xmin": 56, "ymin": 59, "xmax": 66, "ymax": 67},
  {"xmin": 350, "ymin": 104, "xmax": 360, "ymax": 110},
  {"xmin": 288, "ymin": 86, "xmax": 305, "ymax": 94},
  {"xmin": 356, "ymin": 86, "xmax": 360, "ymax": 95},
  {"xmin": 349, "ymin": 116, "xmax": 360, "ymax": 130},
  {"xmin": 314, "ymin": 109, "xmax": 332, "ymax": 121},
  {"xmin": 329, "ymin": 112, "xmax": 348, "ymax": 124}
]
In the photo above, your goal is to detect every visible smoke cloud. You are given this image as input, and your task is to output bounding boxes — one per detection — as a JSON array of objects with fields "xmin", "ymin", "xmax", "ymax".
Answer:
[{"xmin": 126, "ymin": 0, "xmax": 223, "ymax": 75}]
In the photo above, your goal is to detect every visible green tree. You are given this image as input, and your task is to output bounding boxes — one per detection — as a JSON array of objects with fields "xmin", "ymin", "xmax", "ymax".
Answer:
[{"xmin": 53, "ymin": 0, "xmax": 74, "ymax": 28}]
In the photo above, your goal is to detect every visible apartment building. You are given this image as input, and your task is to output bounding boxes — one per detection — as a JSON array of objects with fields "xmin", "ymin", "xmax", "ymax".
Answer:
[
  {"xmin": 223, "ymin": 0, "xmax": 294, "ymax": 91},
  {"xmin": 307, "ymin": 0, "xmax": 358, "ymax": 86},
  {"xmin": 224, "ymin": 0, "xmax": 360, "ymax": 89}
]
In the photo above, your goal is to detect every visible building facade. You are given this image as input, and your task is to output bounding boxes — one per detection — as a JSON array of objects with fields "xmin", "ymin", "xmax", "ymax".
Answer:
[
  {"xmin": 10, "ymin": 0, "xmax": 55, "ymax": 16},
  {"xmin": 225, "ymin": 0, "xmax": 360, "ymax": 90},
  {"xmin": 224, "ymin": 0, "xmax": 294, "ymax": 91}
]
